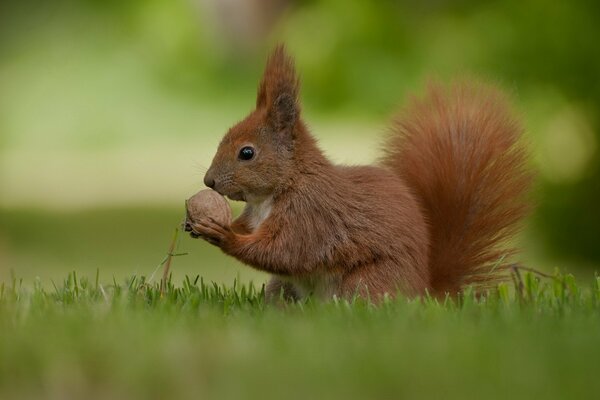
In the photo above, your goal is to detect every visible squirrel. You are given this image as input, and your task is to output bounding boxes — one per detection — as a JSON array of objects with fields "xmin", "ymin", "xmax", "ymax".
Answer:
[{"xmin": 185, "ymin": 45, "xmax": 533, "ymax": 302}]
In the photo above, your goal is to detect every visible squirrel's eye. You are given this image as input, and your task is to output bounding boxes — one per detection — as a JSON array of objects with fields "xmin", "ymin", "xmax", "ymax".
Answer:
[{"xmin": 238, "ymin": 146, "xmax": 255, "ymax": 161}]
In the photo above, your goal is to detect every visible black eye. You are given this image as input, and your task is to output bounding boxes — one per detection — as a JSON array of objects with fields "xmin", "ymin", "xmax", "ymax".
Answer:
[{"xmin": 238, "ymin": 146, "xmax": 255, "ymax": 161}]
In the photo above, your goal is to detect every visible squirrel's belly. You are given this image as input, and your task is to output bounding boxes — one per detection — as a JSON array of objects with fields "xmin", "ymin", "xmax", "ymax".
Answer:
[{"xmin": 284, "ymin": 272, "xmax": 343, "ymax": 300}]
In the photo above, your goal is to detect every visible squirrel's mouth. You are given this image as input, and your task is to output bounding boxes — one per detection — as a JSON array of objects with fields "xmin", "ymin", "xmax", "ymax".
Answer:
[
  {"xmin": 226, "ymin": 192, "xmax": 246, "ymax": 202},
  {"xmin": 213, "ymin": 184, "xmax": 245, "ymax": 202}
]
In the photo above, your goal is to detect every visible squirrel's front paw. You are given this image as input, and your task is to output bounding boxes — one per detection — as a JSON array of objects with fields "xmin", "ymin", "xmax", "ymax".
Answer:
[
  {"xmin": 187, "ymin": 217, "xmax": 234, "ymax": 248},
  {"xmin": 184, "ymin": 220, "xmax": 201, "ymax": 238}
]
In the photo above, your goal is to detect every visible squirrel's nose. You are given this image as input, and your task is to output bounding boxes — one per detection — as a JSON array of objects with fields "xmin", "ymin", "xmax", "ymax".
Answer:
[{"xmin": 204, "ymin": 174, "xmax": 216, "ymax": 189}]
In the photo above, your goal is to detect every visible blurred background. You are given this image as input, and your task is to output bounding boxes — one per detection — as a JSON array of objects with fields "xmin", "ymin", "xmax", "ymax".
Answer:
[{"xmin": 1, "ymin": 0, "xmax": 599, "ymax": 286}]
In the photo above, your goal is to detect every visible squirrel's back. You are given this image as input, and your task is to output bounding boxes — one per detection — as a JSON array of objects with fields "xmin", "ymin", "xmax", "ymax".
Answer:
[{"xmin": 381, "ymin": 81, "xmax": 533, "ymax": 296}]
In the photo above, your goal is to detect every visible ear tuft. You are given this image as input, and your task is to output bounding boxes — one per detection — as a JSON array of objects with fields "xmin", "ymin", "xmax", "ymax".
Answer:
[{"xmin": 256, "ymin": 44, "xmax": 300, "ymax": 131}]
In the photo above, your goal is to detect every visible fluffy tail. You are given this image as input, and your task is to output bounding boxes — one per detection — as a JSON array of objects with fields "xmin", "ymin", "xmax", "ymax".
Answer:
[{"xmin": 381, "ymin": 81, "xmax": 533, "ymax": 295}]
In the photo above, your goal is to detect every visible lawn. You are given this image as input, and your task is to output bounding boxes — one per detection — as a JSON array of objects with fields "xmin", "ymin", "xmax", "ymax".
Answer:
[{"xmin": 1, "ymin": 270, "xmax": 599, "ymax": 400}]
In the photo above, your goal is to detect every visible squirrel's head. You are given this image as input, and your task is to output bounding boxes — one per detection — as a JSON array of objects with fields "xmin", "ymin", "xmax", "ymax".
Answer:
[{"xmin": 204, "ymin": 45, "xmax": 303, "ymax": 202}]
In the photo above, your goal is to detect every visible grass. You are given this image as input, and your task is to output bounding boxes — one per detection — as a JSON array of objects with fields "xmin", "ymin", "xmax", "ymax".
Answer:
[{"xmin": 1, "ymin": 270, "xmax": 599, "ymax": 400}]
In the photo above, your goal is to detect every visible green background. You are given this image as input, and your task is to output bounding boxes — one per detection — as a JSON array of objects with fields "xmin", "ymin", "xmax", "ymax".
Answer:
[{"xmin": 1, "ymin": 0, "xmax": 599, "ymax": 285}]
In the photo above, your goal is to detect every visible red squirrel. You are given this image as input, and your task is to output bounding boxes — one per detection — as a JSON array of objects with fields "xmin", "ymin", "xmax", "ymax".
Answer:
[{"xmin": 186, "ymin": 45, "xmax": 532, "ymax": 301}]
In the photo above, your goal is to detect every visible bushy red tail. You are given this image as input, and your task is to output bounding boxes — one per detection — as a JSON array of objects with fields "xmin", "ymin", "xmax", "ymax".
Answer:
[{"xmin": 381, "ymin": 81, "xmax": 533, "ymax": 295}]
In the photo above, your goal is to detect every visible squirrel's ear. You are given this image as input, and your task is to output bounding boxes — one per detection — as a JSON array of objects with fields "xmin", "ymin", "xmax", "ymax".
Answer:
[
  {"xmin": 256, "ymin": 44, "xmax": 300, "ymax": 133},
  {"xmin": 269, "ymin": 92, "xmax": 297, "ymax": 132}
]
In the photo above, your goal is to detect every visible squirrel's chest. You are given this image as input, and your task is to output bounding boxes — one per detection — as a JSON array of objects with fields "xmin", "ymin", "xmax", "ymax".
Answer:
[{"xmin": 246, "ymin": 196, "xmax": 273, "ymax": 231}]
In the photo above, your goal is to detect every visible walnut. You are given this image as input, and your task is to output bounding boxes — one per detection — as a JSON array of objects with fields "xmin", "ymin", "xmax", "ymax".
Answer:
[{"xmin": 185, "ymin": 189, "xmax": 232, "ymax": 227}]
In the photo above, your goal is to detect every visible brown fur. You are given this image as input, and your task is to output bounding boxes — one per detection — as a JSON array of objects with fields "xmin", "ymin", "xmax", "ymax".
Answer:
[
  {"xmin": 380, "ymin": 82, "xmax": 533, "ymax": 295},
  {"xmin": 187, "ymin": 45, "xmax": 532, "ymax": 301}
]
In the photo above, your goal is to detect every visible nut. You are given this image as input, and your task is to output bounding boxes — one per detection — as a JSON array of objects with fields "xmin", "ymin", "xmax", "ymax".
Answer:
[{"xmin": 186, "ymin": 189, "xmax": 232, "ymax": 227}]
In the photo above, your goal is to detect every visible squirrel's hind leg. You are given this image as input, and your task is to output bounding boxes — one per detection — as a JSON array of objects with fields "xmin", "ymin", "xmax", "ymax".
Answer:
[
  {"xmin": 265, "ymin": 277, "xmax": 300, "ymax": 303},
  {"xmin": 341, "ymin": 259, "xmax": 428, "ymax": 302}
]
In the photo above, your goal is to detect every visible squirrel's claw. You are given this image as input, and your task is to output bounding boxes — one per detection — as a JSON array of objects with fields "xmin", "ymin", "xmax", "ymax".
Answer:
[{"xmin": 188, "ymin": 218, "xmax": 233, "ymax": 248}]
